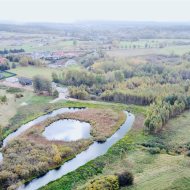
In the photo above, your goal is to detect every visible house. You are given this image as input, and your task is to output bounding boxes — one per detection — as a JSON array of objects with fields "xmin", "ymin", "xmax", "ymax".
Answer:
[
  {"xmin": 0, "ymin": 73, "xmax": 4, "ymax": 79},
  {"xmin": 48, "ymin": 59, "xmax": 77, "ymax": 68},
  {"xmin": 65, "ymin": 59, "xmax": 77, "ymax": 67},
  {"xmin": 30, "ymin": 51, "xmax": 52, "ymax": 59},
  {"xmin": 51, "ymin": 51, "xmax": 80, "ymax": 59},
  {"xmin": 0, "ymin": 57, "xmax": 7, "ymax": 64},
  {"xmin": 18, "ymin": 77, "xmax": 32, "ymax": 86}
]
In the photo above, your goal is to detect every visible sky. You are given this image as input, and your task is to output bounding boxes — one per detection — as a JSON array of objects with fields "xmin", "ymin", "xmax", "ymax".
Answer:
[{"xmin": 0, "ymin": 0, "xmax": 190, "ymax": 23}]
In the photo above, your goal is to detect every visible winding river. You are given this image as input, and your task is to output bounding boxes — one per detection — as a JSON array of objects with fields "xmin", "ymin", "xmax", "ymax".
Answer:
[{"xmin": 18, "ymin": 111, "xmax": 135, "ymax": 190}]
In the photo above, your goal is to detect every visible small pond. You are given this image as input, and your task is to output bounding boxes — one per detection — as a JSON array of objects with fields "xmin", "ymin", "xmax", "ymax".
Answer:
[{"xmin": 43, "ymin": 119, "xmax": 91, "ymax": 141}]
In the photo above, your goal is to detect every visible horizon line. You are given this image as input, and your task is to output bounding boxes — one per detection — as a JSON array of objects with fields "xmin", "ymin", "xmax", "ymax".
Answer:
[{"xmin": 1, "ymin": 19, "xmax": 190, "ymax": 25}]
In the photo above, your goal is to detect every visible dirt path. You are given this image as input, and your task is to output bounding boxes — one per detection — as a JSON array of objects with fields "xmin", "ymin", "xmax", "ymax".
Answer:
[{"xmin": 50, "ymin": 87, "xmax": 69, "ymax": 103}]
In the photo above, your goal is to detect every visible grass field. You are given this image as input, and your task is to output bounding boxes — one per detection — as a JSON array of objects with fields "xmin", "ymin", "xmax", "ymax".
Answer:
[
  {"xmin": 124, "ymin": 111, "xmax": 190, "ymax": 190},
  {"xmin": 0, "ymin": 88, "xmax": 18, "ymax": 126},
  {"xmin": 1, "ymin": 40, "xmax": 94, "ymax": 52},
  {"xmin": 0, "ymin": 31, "xmax": 97, "ymax": 53},
  {"xmin": 10, "ymin": 66, "xmax": 63, "ymax": 80},
  {"xmin": 107, "ymin": 45, "xmax": 190, "ymax": 58},
  {"xmin": 0, "ymin": 85, "xmax": 53, "ymax": 130},
  {"xmin": 119, "ymin": 39, "xmax": 190, "ymax": 48},
  {"xmin": 161, "ymin": 111, "xmax": 190, "ymax": 149},
  {"xmin": 0, "ymin": 71, "xmax": 16, "ymax": 80},
  {"xmin": 99, "ymin": 111, "xmax": 190, "ymax": 190}
]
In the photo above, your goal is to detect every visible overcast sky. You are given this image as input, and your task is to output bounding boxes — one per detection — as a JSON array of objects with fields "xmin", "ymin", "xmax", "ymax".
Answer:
[{"xmin": 0, "ymin": 0, "xmax": 190, "ymax": 23}]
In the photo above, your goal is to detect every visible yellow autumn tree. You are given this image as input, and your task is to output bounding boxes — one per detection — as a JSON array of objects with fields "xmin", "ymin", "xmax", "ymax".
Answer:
[{"xmin": 52, "ymin": 145, "xmax": 62, "ymax": 164}]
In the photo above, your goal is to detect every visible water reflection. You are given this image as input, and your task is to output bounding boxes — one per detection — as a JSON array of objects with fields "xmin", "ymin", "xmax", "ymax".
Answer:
[{"xmin": 43, "ymin": 119, "xmax": 91, "ymax": 141}]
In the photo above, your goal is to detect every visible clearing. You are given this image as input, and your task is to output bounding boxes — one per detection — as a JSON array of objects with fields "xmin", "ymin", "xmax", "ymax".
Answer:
[{"xmin": 10, "ymin": 66, "xmax": 63, "ymax": 80}]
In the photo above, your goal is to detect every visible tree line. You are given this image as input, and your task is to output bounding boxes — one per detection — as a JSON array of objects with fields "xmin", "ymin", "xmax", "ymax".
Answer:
[
  {"xmin": 0, "ymin": 48, "xmax": 24, "ymax": 55},
  {"xmin": 144, "ymin": 95, "xmax": 190, "ymax": 134}
]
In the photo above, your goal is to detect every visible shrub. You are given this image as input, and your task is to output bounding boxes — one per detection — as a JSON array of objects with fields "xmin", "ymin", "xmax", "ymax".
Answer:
[
  {"xmin": 6, "ymin": 87, "xmax": 23, "ymax": 94},
  {"xmin": 141, "ymin": 138, "xmax": 166, "ymax": 150},
  {"xmin": 12, "ymin": 62, "xmax": 16, "ymax": 69},
  {"xmin": 0, "ymin": 95, "xmax": 7, "ymax": 103},
  {"xmin": 148, "ymin": 147, "xmax": 161, "ymax": 154},
  {"xmin": 116, "ymin": 171, "xmax": 134, "ymax": 187},
  {"xmin": 15, "ymin": 94, "xmax": 24, "ymax": 98},
  {"xmin": 69, "ymin": 86, "xmax": 90, "ymax": 100},
  {"xmin": 84, "ymin": 175, "xmax": 119, "ymax": 190},
  {"xmin": 53, "ymin": 90, "xmax": 59, "ymax": 98},
  {"xmin": 186, "ymin": 150, "xmax": 190, "ymax": 157}
]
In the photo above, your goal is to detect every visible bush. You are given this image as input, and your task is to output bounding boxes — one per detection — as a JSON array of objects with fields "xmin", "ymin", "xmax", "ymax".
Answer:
[
  {"xmin": 84, "ymin": 175, "xmax": 119, "ymax": 190},
  {"xmin": 0, "ymin": 95, "xmax": 7, "ymax": 103},
  {"xmin": 141, "ymin": 138, "xmax": 166, "ymax": 150},
  {"xmin": 53, "ymin": 90, "xmax": 59, "ymax": 98},
  {"xmin": 186, "ymin": 150, "xmax": 190, "ymax": 157},
  {"xmin": 12, "ymin": 62, "xmax": 16, "ymax": 69},
  {"xmin": 0, "ymin": 63, "xmax": 10, "ymax": 71},
  {"xmin": 116, "ymin": 171, "xmax": 134, "ymax": 187},
  {"xmin": 69, "ymin": 86, "xmax": 90, "ymax": 100},
  {"xmin": 148, "ymin": 147, "xmax": 161, "ymax": 154},
  {"xmin": 15, "ymin": 94, "xmax": 24, "ymax": 99}
]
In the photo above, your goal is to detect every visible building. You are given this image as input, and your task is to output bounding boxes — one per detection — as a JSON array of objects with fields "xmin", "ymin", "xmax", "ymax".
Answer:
[
  {"xmin": 18, "ymin": 77, "xmax": 32, "ymax": 86},
  {"xmin": 65, "ymin": 59, "xmax": 77, "ymax": 67},
  {"xmin": 0, "ymin": 57, "xmax": 7, "ymax": 64}
]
